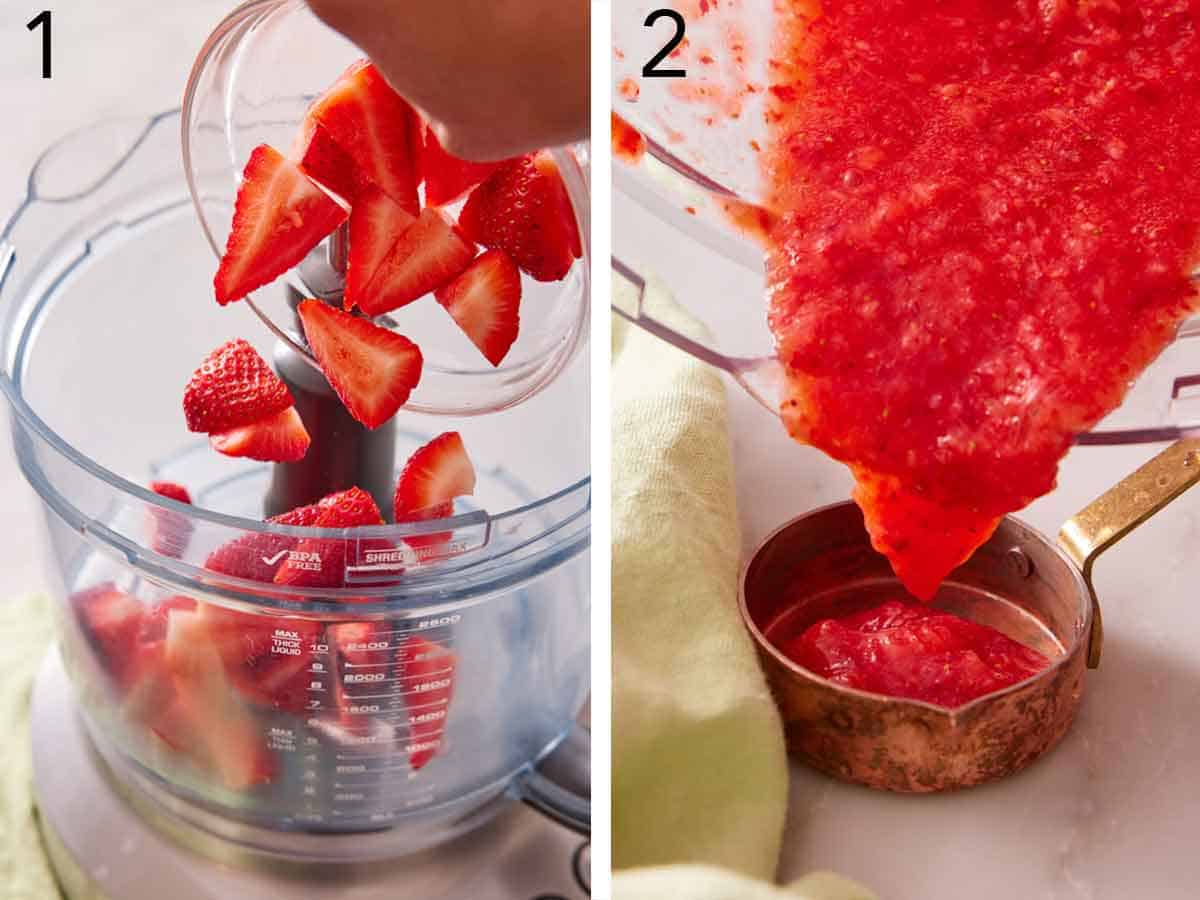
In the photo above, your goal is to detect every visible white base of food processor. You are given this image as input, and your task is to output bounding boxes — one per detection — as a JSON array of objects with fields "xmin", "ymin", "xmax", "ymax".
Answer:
[{"xmin": 31, "ymin": 646, "xmax": 590, "ymax": 900}]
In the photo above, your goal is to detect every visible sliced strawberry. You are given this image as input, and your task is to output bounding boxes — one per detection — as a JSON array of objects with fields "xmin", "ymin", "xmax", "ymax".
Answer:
[
  {"xmin": 435, "ymin": 250, "xmax": 521, "ymax": 366},
  {"xmin": 306, "ymin": 60, "xmax": 422, "ymax": 214},
  {"xmin": 195, "ymin": 603, "xmax": 322, "ymax": 714},
  {"xmin": 398, "ymin": 636, "xmax": 456, "ymax": 770},
  {"xmin": 210, "ymin": 406, "xmax": 311, "ymax": 463},
  {"xmin": 214, "ymin": 144, "xmax": 349, "ymax": 305},
  {"xmin": 393, "ymin": 432, "xmax": 476, "ymax": 520},
  {"xmin": 421, "ymin": 128, "xmax": 506, "ymax": 207},
  {"xmin": 164, "ymin": 610, "xmax": 277, "ymax": 788},
  {"xmin": 204, "ymin": 499, "xmax": 326, "ymax": 583},
  {"xmin": 138, "ymin": 595, "xmax": 197, "ymax": 644},
  {"xmin": 148, "ymin": 482, "xmax": 194, "ymax": 558},
  {"xmin": 297, "ymin": 300, "xmax": 424, "ymax": 429},
  {"xmin": 358, "ymin": 209, "xmax": 475, "ymax": 316},
  {"xmin": 344, "ymin": 187, "xmax": 416, "ymax": 312},
  {"xmin": 72, "ymin": 584, "xmax": 144, "ymax": 690},
  {"xmin": 292, "ymin": 119, "xmax": 368, "ymax": 204},
  {"xmin": 274, "ymin": 486, "xmax": 386, "ymax": 587},
  {"xmin": 458, "ymin": 152, "xmax": 582, "ymax": 282},
  {"xmin": 183, "ymin": 339, "xmax": 293, "ymax": 434}
]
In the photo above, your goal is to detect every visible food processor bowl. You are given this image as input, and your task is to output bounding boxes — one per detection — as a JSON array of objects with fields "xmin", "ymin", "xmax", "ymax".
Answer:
[
  {"xmin": 183, "ymin": 0, "xmax": 590, "ymax": 417},
  {"xmin": 0, "ymin": 110, "xmax": 589, "ymax": 862}
]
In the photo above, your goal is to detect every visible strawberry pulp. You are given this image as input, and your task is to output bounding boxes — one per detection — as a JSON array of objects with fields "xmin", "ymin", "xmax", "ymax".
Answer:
[
  {"xmin": 778, "ymin": 599, "xmax": 1050, "ymax": 708},
  {"xmin": 764, "ymin": 1, "xmax": 1200, "ymax": 598}
]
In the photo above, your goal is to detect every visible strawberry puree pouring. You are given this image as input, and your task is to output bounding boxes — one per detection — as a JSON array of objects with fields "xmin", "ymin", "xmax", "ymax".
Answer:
[{"xmin": 764, "ymin": 1, "xmax": 1200, "ymax": 598}]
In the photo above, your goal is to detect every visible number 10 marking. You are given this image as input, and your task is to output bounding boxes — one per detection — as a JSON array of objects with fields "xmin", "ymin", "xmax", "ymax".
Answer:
[{"xmin": 27, "ymin": 11, "xmax": 51, "ymax": 79}]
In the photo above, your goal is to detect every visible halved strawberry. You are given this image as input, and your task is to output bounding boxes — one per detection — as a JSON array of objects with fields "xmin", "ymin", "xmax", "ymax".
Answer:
[
  {"xmin": 203, "ymin": 498, "xmax": 325, "ymax": 583},
  {"xmin": 344, "ymin": 187, "xmax": 416, "ymax": 313},
  {"xmin": 421, "ymin": 128, "xmax": 506, "ymax": 207},
  {"xmin": 72, "ymin": 584, "xmax": 144, "ymax": 690},
  {"xmin": 292, "ymin": 119, "xmax": 368, "ymax": 204},
  {"xmin": 458, "ymin": 152, "xmax": 582, "ymax": 282},
  {"xmin": 164, "ymin": 610, "xmax": 278, "ymax": 788},
  {"xmin": 210, "ymin": 406, "xmax": 311, "ymax": 463},
  {"xmin": 393, "ymin": 432, "xmax": 476, "ymax": 520},
  {"xmin": 435, "ymin": 250, "xmax": 521, "ymax": 366},
  {"xmin": 274, "ymin": 486, "xmax": 386, "ymax": 587},
  {"xmin": 195, "ymin": 603, "xmax": 322, "ymax": 714},
  {"xmin": 358, "ymin": 209, "xmax": 475, "ymax": 316},
  {"xmin": 306, "ymin": 60, "xmax": 422, "ymax": 214},
  {"xmin": 138, "ymin": 595, "xmax": 198, "ymax": 644},
  {"xmin": 214, "ymin": 144, "xmax": 349, "ymax": 305},
  {"xmin": 183, "ymin": 339, "xmax": 293, "ymax": 434},
  {"xmin": 148, "ymin": 482, "xmax": 194, "ymax": 558},
  {"xmin": 398, "ymin": 636, "xmax": 456, "ymax": 770},
  {"xmin": 297, "ymin": 300, "xmax": 424, "ymax": 429}
]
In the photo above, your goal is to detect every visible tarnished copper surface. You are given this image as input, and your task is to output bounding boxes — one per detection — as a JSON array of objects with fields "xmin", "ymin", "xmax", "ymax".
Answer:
[{"xmin": 740, "ymin": 441, "xmax": 1200, "ymax": 793}]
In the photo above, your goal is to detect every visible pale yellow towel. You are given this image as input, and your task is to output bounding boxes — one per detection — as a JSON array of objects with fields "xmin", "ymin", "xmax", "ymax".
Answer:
[
  {"xmin": 612, "ymin": 276, "xmax": 789, "ymax": 879},
  {"xmin": 0, "ymin": 594, "xmax": 61, "ymax": 899},
  {"xmin": 611, "ymin": 277, "xmax": 875, "ymax": 900},
  {"xmin": 613, "ymin": 865, "xmax": 876, "ymax": 900}
]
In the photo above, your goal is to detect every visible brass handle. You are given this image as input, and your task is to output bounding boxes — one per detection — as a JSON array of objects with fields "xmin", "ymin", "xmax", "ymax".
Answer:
[{"xmin": 1058, "ymin": 439, "xmax": 1200, "ymax": 668}]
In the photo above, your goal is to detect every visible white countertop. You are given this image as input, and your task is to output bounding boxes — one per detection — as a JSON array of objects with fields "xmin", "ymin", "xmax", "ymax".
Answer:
[
  {"xmin": 0, "ymin": 0, "xmax": 230, "ymax": 601},
  {"xmin": 615, "ymin": 184, "xmax": 1200, "ymax": 900}
]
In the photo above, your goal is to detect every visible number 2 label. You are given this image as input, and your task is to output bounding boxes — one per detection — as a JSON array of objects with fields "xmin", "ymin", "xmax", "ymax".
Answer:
[{"xmin": 643, "ymin": 9, "xmax": 687, "ymax": 79}]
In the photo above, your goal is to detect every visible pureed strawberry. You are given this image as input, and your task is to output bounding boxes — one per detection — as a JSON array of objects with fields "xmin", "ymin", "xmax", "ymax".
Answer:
[{"xmin": 764, "ymin": 1, "xmax": 1200, "ymax": 599}]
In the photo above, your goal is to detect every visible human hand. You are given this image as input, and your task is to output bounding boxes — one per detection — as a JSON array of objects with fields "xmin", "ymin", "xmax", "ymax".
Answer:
[{"xmin": 305, "ymin": 0, "xmax": 589, "ymax": 161}]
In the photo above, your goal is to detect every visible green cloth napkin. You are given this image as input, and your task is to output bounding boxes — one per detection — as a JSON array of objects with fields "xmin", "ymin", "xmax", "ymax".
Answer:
[
  {"xmin": 611, "ymin": 277, "xmax": 874, "ymax": 900},
  {"xmin": 0, "ymin": 594, "xmax": 62, "ymax": 899}
]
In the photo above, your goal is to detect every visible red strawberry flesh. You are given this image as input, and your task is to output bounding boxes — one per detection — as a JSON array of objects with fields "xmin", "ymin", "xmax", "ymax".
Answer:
[
  {"xmin": 421, "ymin": 128, "xmax": 506, "ymax": 207},
  {"xmin": 209, "ymin": 406, "xmax": 311, "ymax": 463},
  {"xmin": 435, "ymin": 249, "xmax": 521, "ymax": 367},
  {"xmin": 214, "ymin": 144, "xmax": 348, "ymax": 305},
  {"xmin": 393, "ymin": 432, "xmax": 476, "ymax": 522},
  {"xmin": 293, "ymin": 119, "xmax": 368, "ymax": 204},
  {"xmin": 344, "ymin": 187, "xmax": 416, "ymax": 313},
  {"xmin": 306, "ymin": 60, "xmax": 422, "ymax": 215},
  {"xmin": 358, "ymin": 208, "xmax": 475, "ymax": 316},
  {"xmin": 298, "ymin": 300, "xmax": 424, "ymax": 429}
]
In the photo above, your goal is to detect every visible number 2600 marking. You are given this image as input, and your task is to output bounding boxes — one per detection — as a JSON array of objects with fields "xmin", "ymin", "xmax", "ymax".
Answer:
[{"xmin": 642, "ymin": 9, "xmax": 687, "ymax": 79}]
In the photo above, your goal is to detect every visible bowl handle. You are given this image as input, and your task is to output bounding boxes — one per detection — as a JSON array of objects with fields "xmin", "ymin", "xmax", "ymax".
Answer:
[
  {"xmin": 1058, "ymin": 439, "xmax": 1200, "ymax": 668},
  {"xmin": 512, "ymin": 721, "xmax": 590, "ymax": 835}
]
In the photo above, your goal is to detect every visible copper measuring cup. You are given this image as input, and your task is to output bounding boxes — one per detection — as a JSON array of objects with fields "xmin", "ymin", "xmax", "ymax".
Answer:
[{"xmin": 740, "ymin": 439, "xmax": 1200, "ymax": 792}]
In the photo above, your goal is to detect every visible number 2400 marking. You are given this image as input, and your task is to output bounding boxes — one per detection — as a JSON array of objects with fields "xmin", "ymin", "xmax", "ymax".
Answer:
[{"xmin": 643, "ymin": 9, "xmax": 686, "ymax": 79}]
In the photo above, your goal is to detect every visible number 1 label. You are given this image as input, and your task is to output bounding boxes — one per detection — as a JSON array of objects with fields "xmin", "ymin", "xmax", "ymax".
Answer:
[{"xmin": 27, "ymin": 11, "xmax": 51, "ymax": 79}]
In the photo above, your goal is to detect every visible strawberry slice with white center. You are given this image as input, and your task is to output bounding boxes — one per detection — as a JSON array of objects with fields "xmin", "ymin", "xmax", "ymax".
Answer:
[
  {"xmin": 458, "ymin": 151, "xmax": 582, "ymax": 282},
  {"xmin": 434, "ymin": 250, "xmax": 522, "ymax": 367},
  {"xmin": 214, "ymin": 144, "xmax": 349, "ymax": 306},
  {"xmin": 393, "ymin": 433, "xmax": 477, "ymax": 542},
  {"xmin": 421, "ymin": 128, "xmax": 506, "ymax": 207},
  {"xmin": 398, "ymin": 636, "xmax": 456, "ymax": 770},
  {"xmin": 344, "ymin": 187, "xmax": 416, "ymax": 313},
  {"xmin": 292, "ymin": 119, "xmax": 368, "ymax": 205},
  {"xmin": 183, "ymin": 339, "xmax": 293, "ymax": 434},
  {"xmin": 274, "ymin": 485, "xmax": 386, "ymax": 588},
  {"xmin": 209, "ymin": 406, "xmax": 311, "ymax": 463},
  {"xmin": 306, "ymin": 60, "xmax": 422, "ymax": 215},
  {"xmin": 297, "ymin": 300, "xmax": 424, "ymax": 429},
  {"xmin": 358, "ymin": 209, "xmax": 476, "ymax": 316},
  {"xmin": 164, "ymin": 609, "xmax": 277, "ymax": 789}
]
